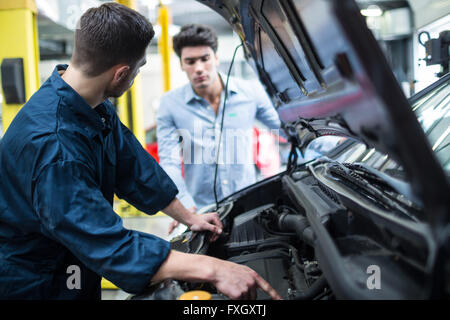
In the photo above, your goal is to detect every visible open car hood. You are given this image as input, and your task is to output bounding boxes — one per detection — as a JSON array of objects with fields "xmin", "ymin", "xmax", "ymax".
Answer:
[{"xmin": 198, "ymin": 0, "xmax": 450, "ymax": 225}]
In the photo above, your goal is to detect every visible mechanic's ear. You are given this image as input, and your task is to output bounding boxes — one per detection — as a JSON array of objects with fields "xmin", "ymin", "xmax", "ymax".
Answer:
[{"xmin": 114, "ymin": 65, "xmax": 130, "ymax": 82}]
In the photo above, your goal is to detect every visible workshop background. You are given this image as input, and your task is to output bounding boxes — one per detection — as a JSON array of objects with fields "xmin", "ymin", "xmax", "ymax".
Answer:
[{"xmin": 0, "ymin": 0, "xmax": 449, "ymax": 300}]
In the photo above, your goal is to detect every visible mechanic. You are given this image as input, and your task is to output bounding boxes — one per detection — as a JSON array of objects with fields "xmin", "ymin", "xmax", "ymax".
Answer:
[
  {"xmin": 156, "ymin": 24, "xmax": 281, "ymax": 234},
  {"xmin": 0, "ymin": 3, "xmax": 281, "ymax": 300}
]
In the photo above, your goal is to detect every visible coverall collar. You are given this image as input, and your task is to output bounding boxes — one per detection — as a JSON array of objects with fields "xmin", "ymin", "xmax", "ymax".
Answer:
[{"xmin": 50, "ymin": 64, "xmax": 111, "ymax": 138}]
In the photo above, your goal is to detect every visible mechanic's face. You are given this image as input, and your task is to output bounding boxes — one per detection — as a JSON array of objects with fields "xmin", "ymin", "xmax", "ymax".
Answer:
[
  {"xmin": 180, "ymin": 46, "xmax": 219, "ymax": 91},
  {"xmin": 105, "ymin": 54, "xmax": 147, "ymax": 98}
]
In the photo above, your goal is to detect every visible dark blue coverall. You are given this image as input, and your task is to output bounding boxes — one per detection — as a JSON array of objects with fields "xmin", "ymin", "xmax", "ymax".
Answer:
[{"xmin": 0, "ymin": 65, "xmax": 179, "ymax": 299}]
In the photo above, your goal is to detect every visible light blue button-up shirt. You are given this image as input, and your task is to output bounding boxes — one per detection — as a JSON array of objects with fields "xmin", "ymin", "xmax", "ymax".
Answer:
[{"xmin": 156, "ymin": 75, "xmax": 281, "ymax": 209}]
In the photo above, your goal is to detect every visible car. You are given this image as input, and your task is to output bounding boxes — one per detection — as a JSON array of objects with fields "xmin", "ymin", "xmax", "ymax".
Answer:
[{"xmin": 132, "ymin": 0, "xmax": 450, "ymax": 300}]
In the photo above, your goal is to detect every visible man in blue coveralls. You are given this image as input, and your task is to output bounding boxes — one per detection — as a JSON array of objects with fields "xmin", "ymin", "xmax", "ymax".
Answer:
[{"xmin": 0, "ymin": 3, "xmax": 281, "ymax": 300}]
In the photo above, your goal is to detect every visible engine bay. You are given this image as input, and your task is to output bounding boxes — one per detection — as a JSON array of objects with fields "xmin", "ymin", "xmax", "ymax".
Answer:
[
  {"xmin": 132, "ymin": 165, "xmax": 340, "ymax": 300},
  {"xmin": 175, "ymin": 203, "xmax": 329, "ymax": 300},
  {"xmin": 131, "ymin": 159, "xmax": 433, "ymax": 300},
  {"xmin": 132, "ymin": 156, "xmax": 436, "ymax": 300}
]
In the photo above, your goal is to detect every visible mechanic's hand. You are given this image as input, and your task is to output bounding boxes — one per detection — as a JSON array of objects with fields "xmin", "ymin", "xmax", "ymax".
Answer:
[
  {"xmin": 151, "ymin": 250, "xmax": 282, "ymax": 301},
  {"xmin": 213, "ymin": 259, "xmax": 282, "ymax": 300},
  {"xmin": 168, "ymin": 206, "xmax": 196, "ymax": 235},
  {"xmin": 168, "ymin": 220, "xmax": 180, "ymax": 235},
  {"xmin": 188, "ymin": 211, "xmax": 223, "ymax": 242}
]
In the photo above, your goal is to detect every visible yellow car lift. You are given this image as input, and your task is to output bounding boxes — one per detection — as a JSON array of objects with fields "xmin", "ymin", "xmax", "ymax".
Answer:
[
  {"xmin": 115, "ymin": 0, "xmax": 145, "ymax": 146},
  {"xmin": 0, "ymin": 0, "xmax": 40, "ymax": 131},
  {"xmin": 158, "ymin": 0, "xmax": 172, "ymax": 93}
]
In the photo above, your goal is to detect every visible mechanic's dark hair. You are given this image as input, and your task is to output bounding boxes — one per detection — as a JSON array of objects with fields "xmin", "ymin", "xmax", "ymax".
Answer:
[
  {"xmin": 72, "ymin": 2, "xmax": 154, "ymax": 77},
  {"xmin": 173, "ymin": 24, "xmax": 218, "ymax": 58}
]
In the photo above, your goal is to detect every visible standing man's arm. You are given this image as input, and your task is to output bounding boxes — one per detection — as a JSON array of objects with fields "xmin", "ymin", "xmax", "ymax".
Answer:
[
  {"xmin": 252, "ymin": 81, "xmax": 282, "ymax": 130},
  {"xmin": 156, "ymin": 96, "xmax": 196, "ymax": 211}
]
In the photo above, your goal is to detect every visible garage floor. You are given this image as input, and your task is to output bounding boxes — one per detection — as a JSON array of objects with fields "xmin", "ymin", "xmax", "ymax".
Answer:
[{"xmin": 100, "ymin": 214, "xmax": 186, "ymax": 300}]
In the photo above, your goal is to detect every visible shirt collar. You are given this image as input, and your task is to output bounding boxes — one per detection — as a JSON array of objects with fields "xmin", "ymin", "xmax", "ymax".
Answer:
[
  {"xmin": 50, "ymin": 64, "xmax": 111, "ymax": 137},
  {"xmin": 220, "ymin": 72, "xmax": 239, "ymax": 95},
  {"xmin": 184, "ymin": 82, "xmax": 202, "ymax": 104},
  {"xmin": 184, "ymin": 72, "xmax": 238, "ymax": 104}
]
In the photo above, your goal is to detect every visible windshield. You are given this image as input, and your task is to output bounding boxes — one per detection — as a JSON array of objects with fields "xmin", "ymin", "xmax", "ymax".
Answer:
[{"xmin": 411, "ymin": 75, "xmax": 450, "ymax": 172}]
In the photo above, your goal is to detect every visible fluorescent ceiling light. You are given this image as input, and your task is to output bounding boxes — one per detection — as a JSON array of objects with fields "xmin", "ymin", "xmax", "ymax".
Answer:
[{"xmin": 361, "ymin": 5, "xmax": 383, "ymax": 17}]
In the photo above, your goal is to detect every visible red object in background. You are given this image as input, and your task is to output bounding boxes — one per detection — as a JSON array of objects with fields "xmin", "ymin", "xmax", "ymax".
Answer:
[
  {"xmin": 253, "ymin": 127, "xmax": 260, "ymax": 168},
  {"xmin": 145, "ymin": 142, "xmax": 159, "ymax": 163},
  {"xmin": 253, "ymin": 127, "xmax": 281, "ymax": 178},
  {"xmin": 145, "ymin": 126, "xmax": 159, "ymax": 162}
]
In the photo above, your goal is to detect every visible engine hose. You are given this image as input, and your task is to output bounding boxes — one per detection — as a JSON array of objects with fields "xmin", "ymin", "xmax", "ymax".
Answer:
[{"xmin": 277, "ymin": 213, "xmax": 315, "ymax": 246}]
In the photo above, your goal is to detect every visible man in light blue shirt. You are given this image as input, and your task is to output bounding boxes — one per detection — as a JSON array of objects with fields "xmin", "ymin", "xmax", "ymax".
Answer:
[{"xmin": 156, "ymin": 24, "xmax": 281, "ymax": 233}]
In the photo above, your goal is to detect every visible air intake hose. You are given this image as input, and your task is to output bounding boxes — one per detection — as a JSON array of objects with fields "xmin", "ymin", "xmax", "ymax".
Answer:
[{"xmin": 277, "ymin": 213, "xmax": 315, "ymax": 246}]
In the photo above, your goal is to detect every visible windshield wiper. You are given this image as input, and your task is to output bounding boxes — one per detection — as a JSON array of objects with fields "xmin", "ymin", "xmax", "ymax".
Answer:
[
  {"xmin": 344, "ymin": 162, "xmax": 422, "ymax": 207},
  {"xmin": 325, "ymin": 161, "xmax": 421, "ymax": 222}
]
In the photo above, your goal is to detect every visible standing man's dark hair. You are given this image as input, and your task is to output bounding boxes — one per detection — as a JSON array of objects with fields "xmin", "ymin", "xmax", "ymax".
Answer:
[
  {"xmin": 173, "ymin": 24, "xmax": 218, "ymax": 58},
  {"xmin": 72, "ymin": 2, "xmax": 155, "ymax": 77}
]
